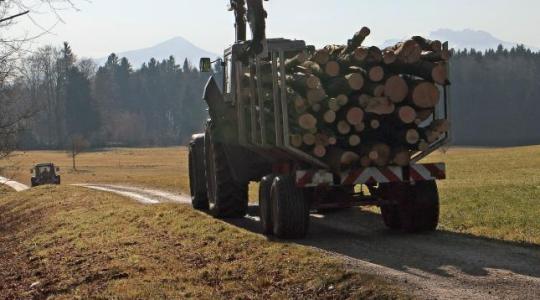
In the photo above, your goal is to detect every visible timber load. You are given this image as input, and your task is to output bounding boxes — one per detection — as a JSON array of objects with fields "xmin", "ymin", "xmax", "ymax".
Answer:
[{"xmin": 255, "ymin": 27, "xmax": 451, "ymax": 170}]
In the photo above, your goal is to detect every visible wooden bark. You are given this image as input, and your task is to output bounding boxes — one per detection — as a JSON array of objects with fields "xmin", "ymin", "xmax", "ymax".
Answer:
[
  {"xmin": 411, "ymin": 36, "xmax": 442, "ymax": 52},
  {"xmin": 343, "ymin": 27, "xmax": 371, "ymax": 54}
]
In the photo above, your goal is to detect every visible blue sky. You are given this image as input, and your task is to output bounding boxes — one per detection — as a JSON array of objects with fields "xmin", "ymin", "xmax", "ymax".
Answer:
[{"xmin": 15, "ymin": 0, "xmax": 540, "ymax": 58}]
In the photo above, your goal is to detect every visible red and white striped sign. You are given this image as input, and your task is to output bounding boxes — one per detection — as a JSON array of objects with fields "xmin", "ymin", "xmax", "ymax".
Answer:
[{"xmin": 295, "ymin": 163, "xmax": 446, "ymax": 187}]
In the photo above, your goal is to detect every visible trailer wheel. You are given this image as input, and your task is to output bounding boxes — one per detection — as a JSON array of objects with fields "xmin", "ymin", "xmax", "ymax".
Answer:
[
  {"xmin": 259, "ymin": 175, "xmax": 275, "ymax": 235},
  {"xmin": 189, "ymin": 137, "xmax": 209, "ymax": 210},
  {"xmin": 400, "ymin": 180, "xmax": 440, "ymax": 232},
  {"xmin": 378, "ymin": 183, "xmax": 406, "ymax": 230},
  {"xmin": 271, "ymin": 175, "xmax": 309, "ymax": 239},
  {"xmin": 205, "ymin": 130, "xmax": 248, "ymax": 218}
]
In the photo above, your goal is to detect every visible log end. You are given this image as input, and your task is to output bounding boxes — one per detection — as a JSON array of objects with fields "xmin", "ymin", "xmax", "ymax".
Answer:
[{"xmin": 384, "ymin": 75, "xmax": 409, "ymax": 103}]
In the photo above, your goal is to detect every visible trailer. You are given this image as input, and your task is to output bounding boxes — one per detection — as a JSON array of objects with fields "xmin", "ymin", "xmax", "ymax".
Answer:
[{"xmin": 188, "ymin": 1, "xmax": 450, "ymax": 239}]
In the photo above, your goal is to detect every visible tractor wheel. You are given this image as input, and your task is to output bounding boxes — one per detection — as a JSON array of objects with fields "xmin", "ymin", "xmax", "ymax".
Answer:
[
  {"xmin": 259, "ymin": 175, "xmax": 275, "ymax": 235},
  {"xmin": 189, "ymin": 137, "xmax": 209, "ymax": 210},
  {"xmin": 378, "ymin": 183, "xmax": 407, "ymax": 230},
  {"xmin": 270, "ymin": 175, "xmax": 310, "ymax": 239},
  {"xmin": 205, "ymin": 130, "xmax": 248, "ymax": 218},
  {"xmin": 400, "ymin": 180, "xmax": 440, "ymax": 232}
]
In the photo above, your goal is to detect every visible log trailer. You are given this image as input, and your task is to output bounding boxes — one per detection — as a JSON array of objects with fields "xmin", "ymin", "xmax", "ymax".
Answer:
[{"xmin": 188, "ymin": 0, "xmax": 450, "ymax": 239}]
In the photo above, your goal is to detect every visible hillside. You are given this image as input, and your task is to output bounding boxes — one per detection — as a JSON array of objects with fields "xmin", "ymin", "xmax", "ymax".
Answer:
[{"xmin": 95, "ymin": 37, "xmax": 219, "ymax": 67}]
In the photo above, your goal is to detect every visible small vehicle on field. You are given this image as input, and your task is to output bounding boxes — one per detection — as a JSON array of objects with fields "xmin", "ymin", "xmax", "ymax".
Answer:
[{"xmin": 31, "ymin": 163, "xmax": 61, "ymax": 187}]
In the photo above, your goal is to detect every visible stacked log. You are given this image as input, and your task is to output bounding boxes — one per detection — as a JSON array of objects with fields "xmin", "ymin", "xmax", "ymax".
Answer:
[{"xmin": 270, "ymin": 27, "xmax": 450, "ymax": 170}]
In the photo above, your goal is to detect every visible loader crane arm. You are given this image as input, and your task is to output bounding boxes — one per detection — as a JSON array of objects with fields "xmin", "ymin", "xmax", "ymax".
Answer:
[{"xmin": 229, "ymin": 0, "xmax": 268, "ymax": 55}]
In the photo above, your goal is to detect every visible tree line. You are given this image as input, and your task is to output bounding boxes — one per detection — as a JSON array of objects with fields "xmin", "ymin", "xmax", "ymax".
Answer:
[
  {"xmin": 8, "ymin": 42, "xmax": 540, "ymax": 150},
  {"xmin": 450, "ymin": 45, "xmax": 540, "ymax": 146},
  {"xmin": 16, "ymin": 43, "xmax": 216, "ymax": 149}
]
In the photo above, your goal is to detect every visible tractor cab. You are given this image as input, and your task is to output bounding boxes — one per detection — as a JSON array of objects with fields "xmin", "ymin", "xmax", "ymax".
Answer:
[{"xmin": 31, "ymin": 163, "xmax": 61, "ymax": 187}]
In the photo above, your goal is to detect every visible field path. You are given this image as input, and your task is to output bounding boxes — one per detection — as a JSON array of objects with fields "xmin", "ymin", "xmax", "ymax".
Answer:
[
  {"xmin": 231, "ymin": 207, "xmax": 540, "ymax": 300},
  {"xmin": 0, "ymin": 176, "xmax": 29, "ymax": 192},
  {"xmin": 75, "ymin": 184, "xmax": 190, "ymax": 204}
]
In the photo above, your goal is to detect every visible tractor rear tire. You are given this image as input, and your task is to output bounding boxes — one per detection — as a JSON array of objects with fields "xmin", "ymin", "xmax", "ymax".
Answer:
[
  {"xmin": 378, "ymin": 181, "xmax": 439, "ymax": 232},
  {"xmin": 259, "ymin": 175, "xmax": 275, "ymax": 235},
  {"xmin": 189, "ymin": 137, "xmax": 209, "ymax": 210},
  {"xmin": 205, "ymin": 130, "xmax": 248, "ymax": 218},
  {"xmin": 271, "ymin": 175, "xmax": 310, "ymax": 239}
]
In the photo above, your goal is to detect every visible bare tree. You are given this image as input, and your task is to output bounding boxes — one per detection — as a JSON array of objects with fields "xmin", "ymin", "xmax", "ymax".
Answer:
[
  {"xmin": 0, "ymin": 0, "xmax": 81, "ymax": 158},
  {"xmin": 69, "ymin": 134, "xmax": 88, "ymax": 170}
]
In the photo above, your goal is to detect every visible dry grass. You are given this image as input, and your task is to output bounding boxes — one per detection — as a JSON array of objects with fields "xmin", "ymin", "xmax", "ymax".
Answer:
[
  {"xmin": 0, "ymin": 148, "xmax": 187, "ymax": 192},
  {"xmin": 425, "ymin": 146, "xmax": 540, "ymax": 244},
  {"xmin": 0, "ymin": 186, "xmax": 406, "ymax": 299}
]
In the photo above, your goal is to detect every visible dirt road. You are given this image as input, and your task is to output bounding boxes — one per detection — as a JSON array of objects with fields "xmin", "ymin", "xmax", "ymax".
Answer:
[
  {"xmin": 3, "ymin": 180, "xmax": 540, "ymax": 299},
  {"xmin": 0, "ymin": 176, "xmax": 29, "ymax": 192},
  {"xmin": 75, "ymin": 184, "xmax": 191, "ymax": 204},
  {"xmin": 232, "ymin": 208, "xmax": 540, "ymax": 300}
]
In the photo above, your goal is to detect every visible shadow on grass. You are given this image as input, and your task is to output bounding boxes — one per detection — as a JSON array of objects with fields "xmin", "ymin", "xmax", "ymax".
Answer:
[{"xmin": 226, "ymin": 205, "xmax": 540, "ymax": 280}]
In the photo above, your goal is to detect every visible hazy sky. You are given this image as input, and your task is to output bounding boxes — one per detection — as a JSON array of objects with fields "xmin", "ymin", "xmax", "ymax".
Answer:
[{"xmin": 14, "ymin": 0, "xmax": 540, "ymax": 58}]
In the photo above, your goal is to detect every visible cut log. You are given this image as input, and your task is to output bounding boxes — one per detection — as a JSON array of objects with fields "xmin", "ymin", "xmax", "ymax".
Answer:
[
  {"xmin": 396, "ymin": 105, "xmax": 417, "ymax": 124},
  {"xmin": 392, "ymin": 148, "xmax": 411, "ymax": 167},
  {"xmin": 389, "ymin": 60, "xmax": 448, "ymax": 85},
  {"xmin": 343, "ymin": 27, "xmax": 371, "ymax": 54},
  {"xmin": 362, "ymin": 82, "xmax": 386, "ymax": 97},
  {"xmin": 303, "ymin": 133, "xmax": 316, "ymax": 146},
  {"xmin": 290, "ymin": 134, "xmax": 303, "ymax": 148},
  {"xmin": 387, "ymin": 40, "xmax": 422, "ymax": 64},
  {"xmin": 349, "ymin": 134, "xmax": 361, "ymax": 147},
  {"xmin": 325, "ymin": 61, "xmax": 341, "ymax": 77},
  {"xmin": 337, "ymin": 120, "xmax": 352, "ymax": 135},
  {"xmin": 364, "ymin": 97, "xmax": 395, "ymax": 115},
  {"xmin": 354, "ymin": 122, "xmax": 366, "ymax": 133},
  {"xmin": 292, "ymin": 95, "xmax": 308, "ymax": 114},
  {"xmin": 287, "ymin": 72, "xmax": 321, "ymax": 92},
  {"xmin": 409, "ymin": 81, "xmax": 440, "ymax": 109},
  {"xmin": 324, "ymin": 45, "xmax": 347, "ymax": 59},
  {"xmin": 370, "ymin": 119, "xmax": 380, "ymax": 129},
  {"xmin": 325, "ymin": 148, "xmax": 360, "ymax": 170},
  {"xmin": 368, "ymin": 66, "xmax": 385, "ymax": 82},
  {"xmin": 298, "ymin": 113, "xmax": 318, "ymax": 130},
  {"xmin": 312, "ymin": 49, "xmax": 330, "ymax": 65},
  {"xmin": 369, "ymin": 143, "xmax": 391, "ymax": 167},
  {"xmin": 336, "ymin": 94, "xmax": 349, "ymax": 106},
  {"xmin": 345, "ymin": 73, "xmax": 365, "ymax": 91},
  {"xmin": 285, "ymin": 52, "xmax": 308, "ymax": 71},
  {"xmin": 384, "ymin": 75, "xmax": 409, "ymax": 103},
  {"xmin": 323, "ymin": 110, "xmax": 337, "ymax": 124},
  {"xmin": 411, "ymin": 36, "xmax": 442, "ymax": 52},
  {"xmin": 306, "ymin": 88, "xmax": 327, "ymax": 104},
  {"xmin": 345, "ymin": 107, "xmax": 365, "ymax": 125},
  {"xmin": 421, "ymin": 50, "xmax": 451, "ymax": 62},
  {"xmin": 415, "ymin": 109, "xmax": 434, "ymax": 123},
  {"xmin": 313, "ymin": 144, "xmax": 327, "ymax": 158},
  {"xmin": 383, "ymin": 50, "xmax": 397, "ymax": 64},
  {"xmin": 405, "ymin": 128, "xmax": 421, "ymax": 145}
]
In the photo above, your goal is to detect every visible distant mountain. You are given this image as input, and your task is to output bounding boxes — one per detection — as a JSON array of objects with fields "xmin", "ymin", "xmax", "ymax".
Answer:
[
  {"xmin": 382, "ymin": 29, "xmax": 539, "ymax": 52},
  {"xmin": 96, "ymin": 37, "xmax": 220, "ymax": 68}
]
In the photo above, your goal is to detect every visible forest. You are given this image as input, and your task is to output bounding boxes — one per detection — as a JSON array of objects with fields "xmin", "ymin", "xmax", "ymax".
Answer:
[{"xmin": 7, "ymin": 43, "xmax": 540, "ymax": 150}]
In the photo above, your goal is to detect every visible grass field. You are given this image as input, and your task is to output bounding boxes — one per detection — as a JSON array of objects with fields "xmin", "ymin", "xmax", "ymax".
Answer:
[
  {"xmin": 0, "ymin": 186, "xmax": 405, "ymax": 299},
  {"xmin": 1, "ymin": 145, "xmax": 540, "ymax": 245}
]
